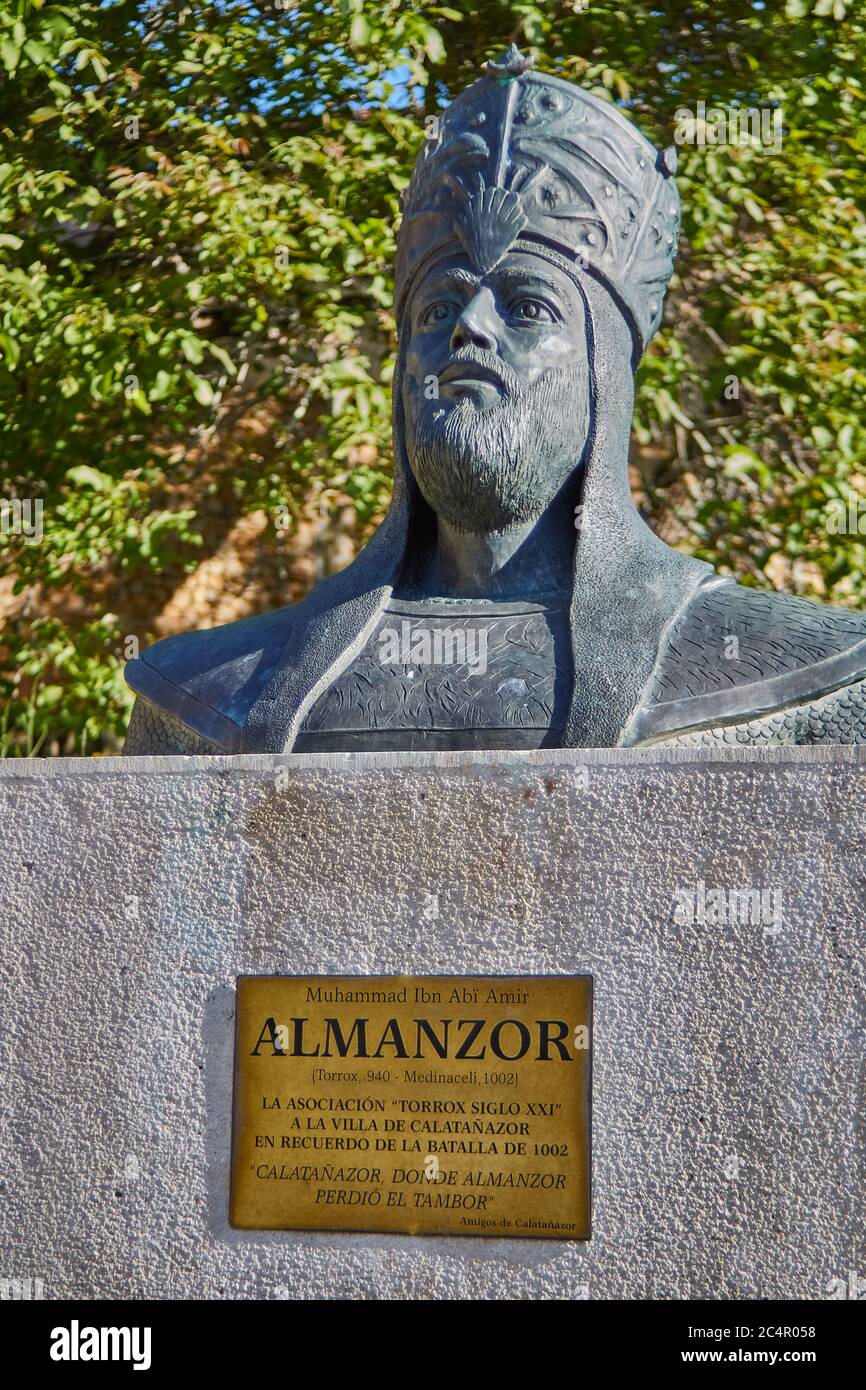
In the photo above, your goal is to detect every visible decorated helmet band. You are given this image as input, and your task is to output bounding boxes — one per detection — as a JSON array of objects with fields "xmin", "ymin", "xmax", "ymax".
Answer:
[{"xmin": 394, "ymin": 45, "xmax": 680, "ymax": 357}]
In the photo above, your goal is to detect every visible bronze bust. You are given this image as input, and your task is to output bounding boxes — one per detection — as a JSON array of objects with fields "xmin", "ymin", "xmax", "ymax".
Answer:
[{"xmin": 125, "ymin": 47, "xmax": 866, "ymax": 755}]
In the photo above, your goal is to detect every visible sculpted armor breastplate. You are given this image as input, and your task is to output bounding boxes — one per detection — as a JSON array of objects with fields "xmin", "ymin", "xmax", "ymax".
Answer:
[
  {"xmin": 123, "ymin": 574, "xmax": 866, "ymax": 754},
  {"xmin": 295, "ymin": 598, "xmax": 571, "ymax": 752}
]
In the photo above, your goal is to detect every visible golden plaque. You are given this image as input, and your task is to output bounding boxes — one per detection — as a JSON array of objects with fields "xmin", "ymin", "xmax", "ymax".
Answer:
[{"xmin": 230, "ymin": 974, "xmax": 591, "ymax": 1239}]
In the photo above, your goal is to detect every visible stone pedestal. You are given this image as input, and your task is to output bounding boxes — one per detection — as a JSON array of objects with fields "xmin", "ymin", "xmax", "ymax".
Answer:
[{"xmin": 0, "ymin": 747, "xmax": 863, "ymax": 1299}]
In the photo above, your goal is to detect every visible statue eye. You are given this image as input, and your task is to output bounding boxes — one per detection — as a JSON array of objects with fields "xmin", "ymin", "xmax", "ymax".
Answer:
[
  {"xmin": 421, "ymin": 301, "xmax": 454, "ymax": 325},
  {"xmin": 511, "ymin": 298, "xmax": 555, "ymax": 323}
]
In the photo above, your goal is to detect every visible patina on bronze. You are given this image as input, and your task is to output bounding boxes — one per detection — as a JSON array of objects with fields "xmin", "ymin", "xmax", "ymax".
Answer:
[
  {"xmin": 230, "ymin": 974, "xmax": 592, "ymax": 1239},
  {"xmin": 125, "ymin": 46, "xmax": 866, "ymax": 755}
]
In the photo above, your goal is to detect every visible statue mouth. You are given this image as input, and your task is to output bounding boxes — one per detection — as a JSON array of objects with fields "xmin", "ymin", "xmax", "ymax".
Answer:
[{"xmin": 438, "ymin": 360, "xmax": 506, "ymax": 401}]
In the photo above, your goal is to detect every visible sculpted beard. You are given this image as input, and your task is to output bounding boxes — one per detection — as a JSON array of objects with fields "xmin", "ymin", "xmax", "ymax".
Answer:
[{"xmin": 405, "ymin": 353, "xmax": 589, "ymax": 533}]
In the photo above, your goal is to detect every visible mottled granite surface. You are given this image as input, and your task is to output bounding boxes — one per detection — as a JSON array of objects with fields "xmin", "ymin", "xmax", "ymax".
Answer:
[{"xmin": 0, "ymin": 747, "xmax": 863, "ymax": 1300}]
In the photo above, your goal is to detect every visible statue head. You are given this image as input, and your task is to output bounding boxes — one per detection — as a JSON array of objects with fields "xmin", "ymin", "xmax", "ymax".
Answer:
[{"xmin": 394, "ymin": 46, "xmax": 681, "ymax": 536}]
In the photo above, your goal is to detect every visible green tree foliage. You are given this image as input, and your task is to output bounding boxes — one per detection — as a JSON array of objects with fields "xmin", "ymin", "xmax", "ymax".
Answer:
[{"xmin": 0, "ymin": 0, "xmax": 864, "ymax": 752}]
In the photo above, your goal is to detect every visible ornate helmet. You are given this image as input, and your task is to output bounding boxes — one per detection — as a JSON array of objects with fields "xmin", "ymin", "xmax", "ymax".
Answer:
[{"xmin": 395, "ymin": 46, "xmax": 680, "ymax": 355}]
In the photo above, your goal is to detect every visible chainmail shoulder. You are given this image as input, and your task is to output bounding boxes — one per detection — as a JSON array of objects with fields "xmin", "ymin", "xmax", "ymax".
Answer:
[
  {"xmin": 124, "ymin": 696, "xmax": 225, "ymax": 755},
  {"xmin": 653, "ymin": 675, "xmax": 866, "ymax": 746}
]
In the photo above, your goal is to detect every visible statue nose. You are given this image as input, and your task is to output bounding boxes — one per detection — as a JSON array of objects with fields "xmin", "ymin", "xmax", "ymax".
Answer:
[{"xmin": 449, "ymin": 288, "xmax": 498, "ymax": 353}]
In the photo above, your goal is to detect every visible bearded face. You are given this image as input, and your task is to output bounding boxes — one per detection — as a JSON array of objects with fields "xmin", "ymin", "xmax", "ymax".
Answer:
[{"xmin": 401, "ymin": 252, "xmax": 591, "ymax": 534}]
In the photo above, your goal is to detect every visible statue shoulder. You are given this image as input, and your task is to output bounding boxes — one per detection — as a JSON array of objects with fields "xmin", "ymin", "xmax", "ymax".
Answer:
[
  {"xmin": 124, "ymin": 603, "xmax": 302, "ymax": 752},
  {"xmin": 627, "ymin": 577, "xmax": 866, "ymax": 744}
]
